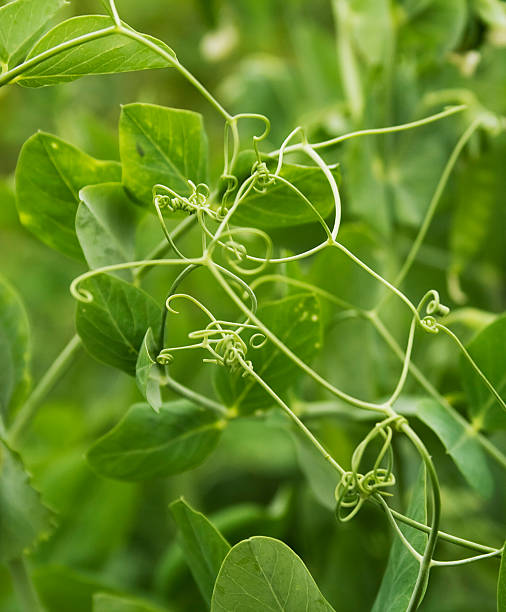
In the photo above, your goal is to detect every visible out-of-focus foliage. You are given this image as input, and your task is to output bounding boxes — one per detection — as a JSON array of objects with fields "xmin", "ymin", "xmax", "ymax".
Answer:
[{"xmin": 0, "ymin": 0, "xmax": 505, "ymax": 611}]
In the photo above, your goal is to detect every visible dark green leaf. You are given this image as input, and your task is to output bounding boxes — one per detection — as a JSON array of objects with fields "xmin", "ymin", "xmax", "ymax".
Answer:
[
  {"xmin": 416, "ymin": 398, "xmax": 493, "ymax": 496},
  {"xmin": 16, "ymin": 132, "xmax": 121, "ymax": 260},
  {"xmin": 460, "ymin": 314, "xmax": 506, "ymax": 431},
  {"xmin": 0, "ymin": 0, "xmax": 65, "ymax": 67},
  {"xmin": 227, "ymin": 150, "xmax": 340, "ymax": 230},
  {"xmin": 170, "ymin": 498, "xmax": 230, "ymax": 606},
  {"xmin": 76, "ymin": 274, "xmax": 162, "ymax": 375},
  {"xmin": 136, "ymin": 328, "xmax": 163, "ymax": 413},
  {"xmin": 214, "ymin": 293, "xmax": 322, "ymax": 414},
  {"xmin": 87, "ymin": 401, "xmax": 225, "ymax": 481},
  {"xmin": 76, "ymin": 183, "xmax": 141, "ymax": 281},
  {"xmin": 19, "ymin": 15, "xmax": 176, "ymax": 87},
  {"xmin": 0, "ymin": 275, "xmax": 30, "ymax": 420},
  {"xmin": 211, "ymin": 536, "xmax": 335, "ymax": 611},
  {"xmin": 120, "ymin": 103, "xmax": 208, "ymax": 206},
  {"xmin": 93, "ymin": 593, "xmax": 167, "ymax": 612},
  {"xmin": 0, "ymin": 439, "xmax": 53, "ymax": 562},
  {"xmin": 372, "ymin": 465, "xmax": 427, "ymax": 612}
]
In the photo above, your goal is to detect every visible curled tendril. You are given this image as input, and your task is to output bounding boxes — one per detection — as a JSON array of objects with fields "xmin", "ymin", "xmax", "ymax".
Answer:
[
  {"xmin": 251, "ymin": 161, "xmax": 275, "ymax": 194},
  {"xmin": 335, "ymin": 415, "xmax": 404, "ymax": 522},
  {"xmin": 416, "ymin": 290, "xmax": 450, "ymax": 334},
  {"xmin": 153, "ymin": 181, "xmax": 213, "ymax": 217},
  {"xmin": 216, "ymin": 227, "xmax": 273, "ymax": 275}
]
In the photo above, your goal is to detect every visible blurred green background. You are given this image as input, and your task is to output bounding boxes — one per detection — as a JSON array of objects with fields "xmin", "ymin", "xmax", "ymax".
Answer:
[{"xmin": 0, "ymin": 1, "xmax": 505, "ymax": 610}]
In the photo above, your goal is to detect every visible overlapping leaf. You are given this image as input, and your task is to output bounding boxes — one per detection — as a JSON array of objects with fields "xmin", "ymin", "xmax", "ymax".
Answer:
[
  {"xmin": 16, "ymin": 132, "xmax": 121, "ymax": 260},
  {"xmin": 76, "ymin": 274, "xmax": 162, "ymax": 375},
  {"xmin": 120, "ymin": 103, "xmax": 208, "ymax": 206},
  {"xmin": 87, "ymin": 401, "xmax": 225, "ymax": 481}
]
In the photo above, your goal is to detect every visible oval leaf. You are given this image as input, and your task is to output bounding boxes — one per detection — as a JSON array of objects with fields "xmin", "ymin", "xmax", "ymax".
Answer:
[
  {"xmin": 120, "ymin": 103, "xmax": 208, "ymax": 206},
  {"xmin": 416, "ymin": 398, "xmax": 493, "ymax": 497},
  {"xmin": 76, "ymin": 274, "xmax": 162, "ymax": 375},
  {"xmin": 0, "ymin": 0, "xmax": 65, "ymax": 67},
  {"xmin": 227, "ymin": 150, "xmax": 340, "ymax": 230},
  {"xmin": 211, "ymin": 536, "xmax": 335, "ymax": 611},
  {"xmin": 214, "ymin": 293, "xmax": 322, "ymax": 414},
  {"xmin": 76, "ymin": 183, "xmax": 142, "ymax": 280},
  {"xmin": 0, "ymin": 440, "xmax": 53, "ymax": 562},
  {"xmin": 16, "ymin": 132, "xmax": 121, "ymax": 260},
  {"xmin": 170, "ymin": 498, "xmax": 230, "ymax": 606},
  {"xmin": 0, "ymin": 275, "xmax": 31, "ymax": 421},
  {"xmin": 87, "ymin": 401, "xmax": 225, "ymax": 481},
  {"xmin": 19, "ymin": 15, "xmax": 176, "ymax": 87}
]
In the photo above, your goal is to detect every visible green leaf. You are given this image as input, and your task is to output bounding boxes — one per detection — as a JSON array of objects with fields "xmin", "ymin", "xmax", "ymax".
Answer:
[
  {"xmin": 120, "ymin": 103, "xmax": 208, "ymax": 206},
  {"xmin": 16, "ymin": 131, "xmax": 121, "ymax": 260},
  {"xmin": 211, "ymin": 536, "xmax": 335, "ymax": 611},
  {"xmin": 372, "ymin": 465, "xmax": 427, "ymax": 612},
  {"xmin": 76, "ymin": 183, "xmax": 141, "ymax": 281},
  {"xmin": 226, "ymin": 150, "xmax": 340, "ymax": 230},
  {"xmin": 169, "ymin": 498, "xmax": 230, "ymax": 606},
  {"xmin": 0, "ymin": 0, "xmax": 65, "ymax": 67},
  {"xmin": 0, "ymin": 275, "xmax": 30, "ymax": 420},
  {"xmin": 19, "ymin": 15, "xmax": 176, "ymax": 87},
  {"xmin": 214, "ymin": 293, "xmax": 322, "ymax": 414},
  {"xmin": 87, "ymin": 401, "xmax": 225, "ymax": 481},
  {"xmin": 416, "ymin": 398, "xmax": 493, "ymax": 497},
  {"xmin": 76, "ymin": 274, "xmax": 162, "ymax": 375},
  {"xmin": 399, "ymin": 0, "xmax": 467, "ymax": 63},
  {"xmin": 347, "ymin": 0, "xmax": 393, "ymax": 67},
  {"xmin": 460, "ymin": 314, "xmax": 506, "ymax": 431},
  {"xmin": 0, "ymin": 439, "xmax": 53, "ymax": 562},
  {"xmin": 93, "ymin": 593, "xmax": 167, "ymax": 612},
  {"xmin": 136, "ymin": 328, "xmax": 163, "ymax": 414},
  {"xmin": 499, "ymin": 542, "xmax": 506, "ymax": 612}
]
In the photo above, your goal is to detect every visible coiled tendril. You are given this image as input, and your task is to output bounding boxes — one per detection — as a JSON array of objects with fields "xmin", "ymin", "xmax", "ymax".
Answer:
[{"xmin": 417, "ymin": 290, "xmax": 450, "ymax": 334}]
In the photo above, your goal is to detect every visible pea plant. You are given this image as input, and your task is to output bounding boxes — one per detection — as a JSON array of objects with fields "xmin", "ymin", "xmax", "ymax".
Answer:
[{"xmin": 0, "ymin": 0, "xmax": 505, "ymax": 611}]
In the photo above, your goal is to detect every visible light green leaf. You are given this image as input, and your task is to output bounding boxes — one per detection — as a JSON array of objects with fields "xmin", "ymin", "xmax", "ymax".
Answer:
[
  {"xmin": 499, "ymin": 542, "xmax": 506, "ymax": 612},
  {"xmin": 0, "ymin": 439, "xmax": 53, "ymax": 562},
  {"xmin": 416, "ymin": 398, "xmax": 493, "ymax": 496},
  {"xmin": 226, "ymin": 150, "xmax": 340, "ymax": 230},
  {"xmin": 76, "ymin": 183, "xmax": 141, "ymax": 281},
  {"xmin": 93, "ymin": 593, "xmax": 167, "ymax": 612},
  {"xmin": 19, "ymin": 15, "xmax": 176, "ymax": 87},
  {"xmin": 372, "ymin": 465, "xmax": 427, "ymax": 612},
  {"xmin": 460, "ymin": 314, "xmax": 506, "ymax": 431},
  {"xmin": 211, "ymin": 536, "xmax": 335, "ymax": 611},
  {"xmin": 87, "ymin": 401, "xmax": 225, "ymax": 481},
  {"xmin": 120, "ymin": 103, "xmax": 208, "ymax": 206},
  {"xmin": 214, "ymin": 293, "xmax": 322, "ymax": 414},
  {"xmin": 16, "ymin": 131, "xmax": 121, "ymax": 260},
  {"xmin": 170, "ymin": 498, "xmax": 230, "ymax": 606},
  {"xmin": 0, "ymin": 275, "xmax": 30, "ymax": 420},
  {"xmin": 136, "ymin": 328, "xmax": 163, "ymax": 413},
  {"xmin": 347, "ymin": 0, "xmax": 393, "ymax": 67},
  {"xmin": 0, "ymin": 0, "xmax": 65, "ymax": 67},
  {"xmin": 76, "ymin": 274, "xmax": 162, "ymax": 375}
]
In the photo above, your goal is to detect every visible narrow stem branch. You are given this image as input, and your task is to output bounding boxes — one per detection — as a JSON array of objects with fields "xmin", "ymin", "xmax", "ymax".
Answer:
[
  {"xmin": 8, "ymin": 335, "xmax": 82, "ymax": 445},
  {"xmin": 163, "ymin": 374, "xmax": 227, "ymax": 417},
  {"xmin": 7, "ymin": 558, "xmax": 43, "ymax": 612}
]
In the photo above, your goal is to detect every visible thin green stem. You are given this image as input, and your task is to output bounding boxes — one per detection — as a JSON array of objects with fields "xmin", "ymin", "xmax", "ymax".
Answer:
[
  {"xmin": 400, "ymin": 422, "xmax": 441, "ymax": 611},
  {"xmin": 163, "ymin": 374, "xmax": 227, "ymax": 417},
  {"xmin": 8, "ymin": 335, "xmax": 82, "ymax": 445},
  {"xmin": 268, "ymin": 105, "xmax": 467, "ymax": 156},
  {"xmin": 7, "ymin": 558, "xmax": 43, "ymax": 612}
]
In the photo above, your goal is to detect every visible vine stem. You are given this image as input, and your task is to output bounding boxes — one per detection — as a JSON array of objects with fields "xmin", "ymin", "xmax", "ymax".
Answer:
[
  {"xmin": 7, "ymin": 558, "xmax": 43, "ymax": 612},
  {"xmin": 8, "ymin": 335, "xmax": 82, "ymax": 446}
]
